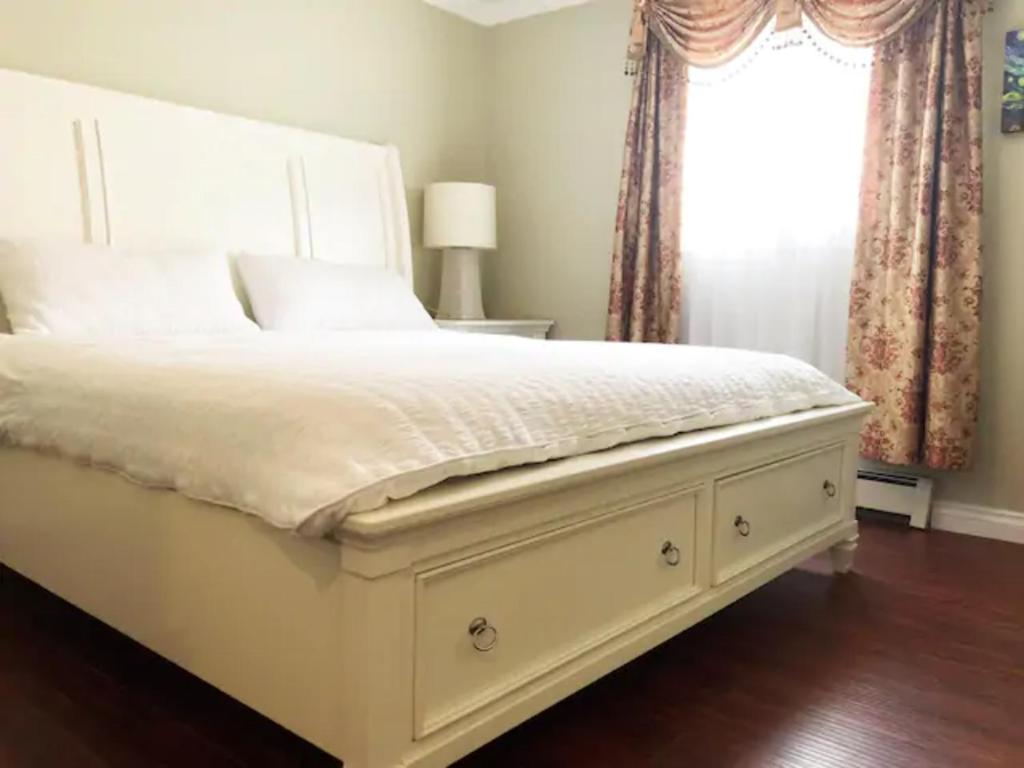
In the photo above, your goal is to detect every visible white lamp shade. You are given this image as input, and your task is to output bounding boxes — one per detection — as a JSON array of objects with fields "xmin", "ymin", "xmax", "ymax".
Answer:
[{"xmin": 423, "ymin": 182, "xmax": 497, "ymax": 250}]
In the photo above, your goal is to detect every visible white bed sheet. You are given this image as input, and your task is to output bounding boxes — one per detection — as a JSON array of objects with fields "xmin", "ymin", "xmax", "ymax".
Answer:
[{"xmin": 0, "ymin": 331, "xmax": 859, "ymax": 536}]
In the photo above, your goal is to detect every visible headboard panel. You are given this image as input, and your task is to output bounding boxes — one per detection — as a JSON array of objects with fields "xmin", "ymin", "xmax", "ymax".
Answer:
[
  {"xmin": 96, "ymin": 104, "xmax": 302, "ymax": 256},
  {"xmin": 295, "ymin": 137, "xmax": 411, "ymax": 273},
  {"xmin": 0, "ymin": 67, "xmax": 413, "ymax": 281},
  {"xmin": 0, "ymin": 70, "xmax": 94, "ymax": 242}
]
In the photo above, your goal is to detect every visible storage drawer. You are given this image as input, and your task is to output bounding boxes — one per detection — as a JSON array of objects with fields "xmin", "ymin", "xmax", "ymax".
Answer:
[
  {"xmin": 413, "ymin": 489, "xmax": 698, "ymax": 737},
  {"xmin": 712, "ymin": 445, "xmax": 843, "ymax": 585}
]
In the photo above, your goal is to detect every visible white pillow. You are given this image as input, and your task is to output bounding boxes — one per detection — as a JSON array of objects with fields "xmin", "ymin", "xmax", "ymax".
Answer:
[
  {"xmin": 237, "ymin": 254, "xmax": 436, "ymax": 332},
  {"xmin": 0, "ymin": 240, "xmax": 257, "ymax": 337}
]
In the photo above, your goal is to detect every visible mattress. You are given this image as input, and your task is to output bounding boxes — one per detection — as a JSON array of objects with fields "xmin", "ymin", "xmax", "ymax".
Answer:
[{"xmin": 0, "ymin": 331, "xmax": 859, "ymax": 536}]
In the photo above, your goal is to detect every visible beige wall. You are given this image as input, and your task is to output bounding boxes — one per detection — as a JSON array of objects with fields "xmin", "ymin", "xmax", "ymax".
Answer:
[
  {"xmin": 925, "ymin": 0, "xmax": 1024, "ymax": 512},
  {"xmin": 0, "ymin": 0, "xmax": 490, "ymax": 305},
  {"xmin": 483, "ymin": 0, "xmax": 633, "ymax": 340},
  {"xmin": 486, "ymin": 0, "xmax": 1024, "ymax": 514}
]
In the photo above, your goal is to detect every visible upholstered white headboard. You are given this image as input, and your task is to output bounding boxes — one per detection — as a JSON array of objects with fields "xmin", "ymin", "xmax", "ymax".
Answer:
[{"xmin": 0, "ymin": 67, "xmax": 412, "ymax": 281}]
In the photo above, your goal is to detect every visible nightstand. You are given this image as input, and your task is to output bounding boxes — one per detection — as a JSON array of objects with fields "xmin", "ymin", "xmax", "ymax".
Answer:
[{"xmin": 435, "ymin": 319, "xmax": 554, "ymax": 339}]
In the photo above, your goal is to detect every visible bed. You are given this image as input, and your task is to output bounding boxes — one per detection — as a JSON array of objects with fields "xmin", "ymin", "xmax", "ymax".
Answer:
[{"xmin": 0, "ymin": 67, "xmax": 870, "ymax": 768}]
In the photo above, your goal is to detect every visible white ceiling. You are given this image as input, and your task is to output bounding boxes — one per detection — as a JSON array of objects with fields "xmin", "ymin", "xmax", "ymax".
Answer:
[{"xmin": 423, "ymin": 0, "xmax": 592, "ymax": 26}]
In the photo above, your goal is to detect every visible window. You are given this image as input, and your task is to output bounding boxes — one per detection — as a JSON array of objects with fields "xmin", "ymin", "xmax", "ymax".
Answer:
[{"xmin": 680, "ymin": 26, "xmax": 872, "ymax": 382}]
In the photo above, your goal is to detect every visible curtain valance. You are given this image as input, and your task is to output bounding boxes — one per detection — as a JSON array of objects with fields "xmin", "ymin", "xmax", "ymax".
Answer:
[
  {"xmin": 626, "ymin": 1, "xmax": 774, "ymax": 70},
  {"xmin": 627, "ymin": 0, "xmax": 989, "ymax": 69}
]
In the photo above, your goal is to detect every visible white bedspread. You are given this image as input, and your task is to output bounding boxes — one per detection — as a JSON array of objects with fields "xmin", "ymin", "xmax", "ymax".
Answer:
[{"xmin": 0, "ymin": 332, "xmax": 859, "ymax": 536}]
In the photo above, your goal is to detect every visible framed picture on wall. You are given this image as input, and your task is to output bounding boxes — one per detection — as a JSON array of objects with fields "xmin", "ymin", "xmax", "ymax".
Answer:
[{"xmin": 1004, "ymin": 31, "xmax": 1024, "ymax": 134}]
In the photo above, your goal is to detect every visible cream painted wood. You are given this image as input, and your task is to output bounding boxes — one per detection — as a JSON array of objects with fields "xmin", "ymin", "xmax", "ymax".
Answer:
[
  {"xmin": 0, "ymin": 62, "xmax": 872, "ymax": 768},
  {"xmin": 0, "ymin": 402, "xmax": 869, "ymax": 768},
  {"xmin": 414, "ymin": 488, "xmax": 698, "ymax": 737},
  {"xmin": 341, "ymin": 403, "xmax": 866, "ymax": 548},
  {"xmin": 95, "ymin": 105, "xmax": 300, "ymax": 255},
  {"xmin": 435, "ymin": 318, "xmax": 554, "ymax": 339},
  {"xmin": 712, "ymin": 445, "xmax": 845, "ymax": 585},
  {"xmin": 0, "ymin": 67, "xmax": 413, "ymax": 284},
  {"xmin": 829, "ymin": 534, "xmax": 859, "ymax": 574},
  {"xmin": 294, "ymin": 140, "xmax": 412, "ymax": 274},
  {"xmin": 0, "ymin": 69, "xmax": 99, "ymax": 242}
]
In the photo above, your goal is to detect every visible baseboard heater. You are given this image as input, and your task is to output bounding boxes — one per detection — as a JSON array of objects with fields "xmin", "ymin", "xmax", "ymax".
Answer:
[{"xmin": 856, "ymin": 469, "xmax": 933, "ymax": 530}]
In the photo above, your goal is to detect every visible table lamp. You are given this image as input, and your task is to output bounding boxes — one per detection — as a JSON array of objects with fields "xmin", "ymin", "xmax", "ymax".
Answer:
[{"xmin": 423, "ymin": 182, "xmax": 497, "ymax": 320}]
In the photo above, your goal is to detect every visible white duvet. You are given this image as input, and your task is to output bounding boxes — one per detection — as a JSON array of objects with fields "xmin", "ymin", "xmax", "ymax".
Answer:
[{"xmin": 0, "ymin": 331, "xmax": 859, "ymax": 536}]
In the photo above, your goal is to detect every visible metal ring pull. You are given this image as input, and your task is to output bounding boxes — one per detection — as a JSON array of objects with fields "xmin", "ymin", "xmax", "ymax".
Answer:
[
  {"xmin": 661, "ymin": 541, "xmax": 681, "ymax": 567},
  {"xmin": 823, "ymin": 480, "xmax": 837, "ymax": 498},
  {"xmin": 468, "ymin": 617, "xmax": 498, "ymax": 652},
  {"xmin": 734, "ymin": 515, "xmax": 751, "ymax": 537}
]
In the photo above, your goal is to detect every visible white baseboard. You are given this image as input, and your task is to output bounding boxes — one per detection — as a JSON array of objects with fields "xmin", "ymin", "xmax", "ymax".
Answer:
[{"xmin": 931, "ymin": 501, "xmax": 1024, "ymax": 545}]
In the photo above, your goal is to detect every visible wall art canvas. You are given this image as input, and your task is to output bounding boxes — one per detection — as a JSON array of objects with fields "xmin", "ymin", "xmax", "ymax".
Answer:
[{"xmin": 1004, "ymin": 30, "xmax": 1024, "ymax": 134}]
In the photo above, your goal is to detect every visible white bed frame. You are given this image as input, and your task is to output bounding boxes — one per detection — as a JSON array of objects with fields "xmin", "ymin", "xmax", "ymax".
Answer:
[{"xmin": 0, "ymin": 68, "xmax": 870, "ymax": 768}]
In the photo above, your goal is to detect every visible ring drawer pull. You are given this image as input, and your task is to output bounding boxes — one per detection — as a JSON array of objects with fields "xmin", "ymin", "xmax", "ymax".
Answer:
[
  {"xmin": 468, "ymin": 617, "xmax": 498, "ymax": 652},
  {"xmin": 734, "ymin": 516, "xmax": 751, "ymax": 537},
  {"xmin": 661, "ymin": 541, "xmax": 681, "ymax": 567},
  {"xmin": 823, "ymin": 480, "xmax": 837, "ymax": 498}
]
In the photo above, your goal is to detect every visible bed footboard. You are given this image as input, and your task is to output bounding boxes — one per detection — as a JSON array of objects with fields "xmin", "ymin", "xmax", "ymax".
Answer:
[{"xmin": 0, "ymin": 403, "xmax": 869, "ymax": 768}]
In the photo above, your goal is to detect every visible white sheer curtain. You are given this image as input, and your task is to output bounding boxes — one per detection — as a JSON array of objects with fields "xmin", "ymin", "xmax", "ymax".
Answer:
[{"xmin": 680, "ymin": 28, "xmax": 872, "ymax": 382}]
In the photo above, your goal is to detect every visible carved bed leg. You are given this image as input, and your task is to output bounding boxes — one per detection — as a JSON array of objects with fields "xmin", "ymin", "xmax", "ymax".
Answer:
[{"xmin": 830, "ymin": 535, "xmax": 858, "ymax": 575}]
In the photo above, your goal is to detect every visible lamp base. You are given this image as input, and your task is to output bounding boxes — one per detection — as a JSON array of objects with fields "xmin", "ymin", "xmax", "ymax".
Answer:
[{"xmin": 436, "ymin": 248, "xmax": 485, "ymax": 320}]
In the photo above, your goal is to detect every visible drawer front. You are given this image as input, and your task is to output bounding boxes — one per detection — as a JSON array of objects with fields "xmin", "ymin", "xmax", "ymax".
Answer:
[
  {"xmin": 414, "ymin": 490, "xmax": 698, "ymax": 737},
  {"xmin": 712, "ymin": 445, "xmax": 844, "ymax": 585}
]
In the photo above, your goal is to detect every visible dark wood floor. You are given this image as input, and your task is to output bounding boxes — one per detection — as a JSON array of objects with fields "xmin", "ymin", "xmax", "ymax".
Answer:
[{"xmin": 2, "ymin": 518, "xmax": 1022, "ymax": 768}]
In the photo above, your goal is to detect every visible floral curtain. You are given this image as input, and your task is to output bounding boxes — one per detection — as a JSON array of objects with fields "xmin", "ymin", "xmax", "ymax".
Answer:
[
  {"xmin": 611, "ymin": 0, "xmax": 987, "ymax": 466},
  {"xmin": 846, "ymin": 0, "xmax": 985, "ymax": 469},
  {"xmin": 626, "ymin": 0, "xmax": 988, "ymax": 68},
  {"xmin": 612, "ymin": 0, "xmax": 982, "ymax": 346},
  {"xmin": 626, "ymin": 0, "xmax": 775, "ymax": 70},
  {"xmin": 606, "ymin": 34, "xmax": 686, "ymax": 343},
  {"xmin": 803, "ymin": 0, "xmax": 938, "ymax": 46}
]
